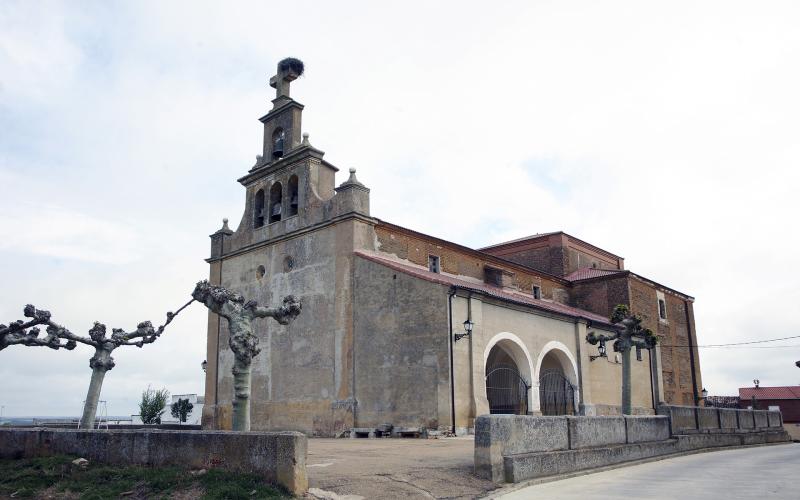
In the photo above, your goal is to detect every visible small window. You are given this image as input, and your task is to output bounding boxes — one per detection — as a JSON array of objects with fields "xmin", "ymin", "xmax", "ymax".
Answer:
[
  {"xmin": 532, "ymin": 285, "xmax": 542, "ymax": 300},
  {"xmin": 428, "ymin": 255, "xmax": 440, "ymax": 273},
  {"xmin": 658, "ymin": 298, "xmax": 667, "ymax": 320},
  {"xmin": 484, "ymin": 267, "xmax": 502, "ymax": 286}
]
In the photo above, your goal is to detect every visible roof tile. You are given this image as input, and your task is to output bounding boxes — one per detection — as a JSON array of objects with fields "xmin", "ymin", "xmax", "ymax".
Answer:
[{"xmin": 738, "ymin": 386, "xmax": 800, "ymax": 400}]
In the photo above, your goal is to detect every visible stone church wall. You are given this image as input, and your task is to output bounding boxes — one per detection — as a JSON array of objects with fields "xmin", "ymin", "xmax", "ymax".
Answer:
[
  {"xmin": 205, "ymin": 218, "xmax": 374, "ymax": 436},
  {"xmin": 352, "ymin": 256, "xmax": 451, "ymax": 430}
]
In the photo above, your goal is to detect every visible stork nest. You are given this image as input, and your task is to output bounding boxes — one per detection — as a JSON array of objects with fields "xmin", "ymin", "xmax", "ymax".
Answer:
[{"xmin": 278, "ymin": 57, "xmax": 305, "ymax": 76}]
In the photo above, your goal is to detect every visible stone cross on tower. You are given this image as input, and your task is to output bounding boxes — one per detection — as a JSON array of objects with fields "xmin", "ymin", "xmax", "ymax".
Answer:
[{"xmin": 269, "ymin": 57, "xmax": 305, "ymax": 99}]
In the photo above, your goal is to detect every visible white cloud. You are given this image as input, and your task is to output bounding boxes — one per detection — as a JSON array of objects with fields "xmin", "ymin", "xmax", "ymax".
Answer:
[{"xmin": 1, "ymin": 0, "xmax": 799, "ymax": 416}]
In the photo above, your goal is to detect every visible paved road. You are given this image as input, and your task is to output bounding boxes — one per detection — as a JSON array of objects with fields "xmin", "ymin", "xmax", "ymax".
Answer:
[{"xmin": 498, "ymin": 443, "xmax": 800, "ymax": 500}]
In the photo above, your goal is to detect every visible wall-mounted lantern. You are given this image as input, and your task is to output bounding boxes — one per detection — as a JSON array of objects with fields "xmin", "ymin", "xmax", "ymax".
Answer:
[
  {"xmin": 590, "ymin": 339, "xmax": 607, "ymax": 362},
  {"xmin": 454, "ymin": 319, "xmax": 474, "ymax": 342},
  {"xmin": 201, "ymin": 360, "xmax": 208, "ymax": 373}
]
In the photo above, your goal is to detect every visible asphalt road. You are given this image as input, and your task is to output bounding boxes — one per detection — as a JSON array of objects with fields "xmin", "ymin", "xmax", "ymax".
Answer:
[{"xmin": 497, "ymin": 443, "xmax": 800, "ymax": 500}]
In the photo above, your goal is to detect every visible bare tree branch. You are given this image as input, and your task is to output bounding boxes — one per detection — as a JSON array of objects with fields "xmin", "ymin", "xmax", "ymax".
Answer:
[{"xmin": 0, "ymin": 297, "xmax": 196, "ymax": 429}]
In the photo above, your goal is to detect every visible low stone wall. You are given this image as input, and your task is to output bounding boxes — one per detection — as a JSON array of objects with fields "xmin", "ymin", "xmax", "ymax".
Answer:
[
  {"xmin": 475, "ymin": 411, "xmax": 791, "ymax": 484},
  {"xmin": 475, "ymin": 415, "xmax": 670, "ymax": 482},
  {"xmin": 657, "ymin": 405, "xmax": 782, "ymax": 434},
  {"xmin": 0, "ymin": 428, "xmax": 307, "ymax": 495}
]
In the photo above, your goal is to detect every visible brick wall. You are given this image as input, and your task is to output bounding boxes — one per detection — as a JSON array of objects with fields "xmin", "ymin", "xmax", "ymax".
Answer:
[
  {"xmin": 375, "ymin": 225, "xmax": 567, "ymax": 302},
  {"xmin": 570, "ymin": 274, "xmax": 702, "ymax": 407},
  {"xmin": 483, "ymin": 233, "xmax": 623, "ymax": 277},
  {"xmin": 627, "ymin": 277, "xmax": 701, "ymax": 406}
]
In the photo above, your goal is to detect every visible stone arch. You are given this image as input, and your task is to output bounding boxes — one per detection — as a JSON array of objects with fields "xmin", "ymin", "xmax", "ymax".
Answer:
[
  {"xmin": 272, "ymin": 127, "xmax": 285, "ymax": 159},
  {"xmin": 534, "ymin": 340, "xmax": 579, "ymax": 385},
  {"xmin": 254, "ymin": 188, "xmax": 265, "ymax": 228},
  {"xmin": 483, "ymin": 332, "xmax": 535, "ymax": 413},
  {"xmin": 269, "ymin": 182, "xmax": 283, "ymax": 223},
  {"xmin": 287, "ymin": 174, "xmax": 299, "ymax": 216},
  {"xmin": 534, "ymin": 340, "xmax": 580, "ymax": 413}
]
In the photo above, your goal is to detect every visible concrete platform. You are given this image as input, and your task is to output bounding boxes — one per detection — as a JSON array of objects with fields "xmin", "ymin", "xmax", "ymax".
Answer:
[{"xmin": 307, "ymin": 436, "xmax": 496, "ymax": 499}]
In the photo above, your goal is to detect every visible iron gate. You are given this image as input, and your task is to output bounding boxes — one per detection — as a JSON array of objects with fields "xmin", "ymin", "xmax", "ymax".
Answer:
[
  {"xmin": 486, "ymin": 364, "xmax": 530, "ymax": 415},
  {"xmin": 538, "ymin": 369, "xmax": 576, "ymax": 415}
]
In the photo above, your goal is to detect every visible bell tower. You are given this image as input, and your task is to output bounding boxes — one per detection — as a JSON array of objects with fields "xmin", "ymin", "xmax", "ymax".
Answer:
[{"xmin": 261, "ymin": 58, "xmax": 305, "ymax": 161}]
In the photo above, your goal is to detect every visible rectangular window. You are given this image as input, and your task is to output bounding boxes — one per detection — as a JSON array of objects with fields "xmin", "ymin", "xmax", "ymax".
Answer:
[
  {"xmin": 428, "ymin": 255, "xmax": 440, "ymax": 274},
  {"xmin": 532, "ymin": 285, "xmax": 542, "ymax": 299},
  {"xmin": 657, "ymin": 291, "xmax": 668, "ymax": 322}
]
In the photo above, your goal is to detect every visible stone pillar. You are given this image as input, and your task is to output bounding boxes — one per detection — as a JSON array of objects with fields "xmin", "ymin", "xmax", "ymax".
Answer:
[
  {"xmin": 469, "ymin": 297, "xmax": 489, "ymax": 429},
  {"xmin": 652, "ymin": 345, "xmax": 666, "ymax": 405},
  {"xmin": 202, "ymin": 260, "xmax": 223, "ymax": 430},
  {"xmin": 574, "ymin": 321, "xmax": 595, "ymax": 416}
]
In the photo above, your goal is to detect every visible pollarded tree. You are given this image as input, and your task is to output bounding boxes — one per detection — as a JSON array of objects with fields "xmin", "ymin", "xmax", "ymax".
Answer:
[
  {"xmin": 586, "ymin": 304, "xmax": 658, "ymax": 415},
  {"xmin": 0, "ymin": 300, "xmax": 193, "ymax": 429},
  {"xmin": 192, "ymin": 280, "xmax": 301, "ymax": 431},
  {"xmin": 171, "ymin": 397, "xmax": 194, "ymax": 424}
]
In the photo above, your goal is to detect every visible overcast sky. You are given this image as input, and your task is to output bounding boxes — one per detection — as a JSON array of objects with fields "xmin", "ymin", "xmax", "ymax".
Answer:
[{"xmin": 2, "ymin": 1, "xmax": 799, "ymax": 417}]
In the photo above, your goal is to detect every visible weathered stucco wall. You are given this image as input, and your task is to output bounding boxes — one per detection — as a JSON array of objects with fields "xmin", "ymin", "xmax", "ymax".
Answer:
[
  {"xmin": 585, "ymin": 343, "xmax": 655, "ymax": 415},
  {"xmin": 206, "ymin": 218, "xmax": 375, "ymax": 436},
  {"xmin": 352, "ymin": 256, "xmax": 450, "ymax": 430}
]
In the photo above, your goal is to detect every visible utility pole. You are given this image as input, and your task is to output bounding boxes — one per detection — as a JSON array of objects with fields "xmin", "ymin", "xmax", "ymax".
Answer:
[{"xmin": 587, "ymin": 305, "xmax": 657, "ymax": 415}]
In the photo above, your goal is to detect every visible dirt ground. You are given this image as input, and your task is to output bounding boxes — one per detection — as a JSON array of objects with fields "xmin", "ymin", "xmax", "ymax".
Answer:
[{"xmin": 306, "ymin": 436, "xmax": 497, "ymax": 499}]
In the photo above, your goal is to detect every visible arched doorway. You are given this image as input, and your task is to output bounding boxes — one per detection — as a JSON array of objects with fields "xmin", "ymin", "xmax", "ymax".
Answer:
[
  {"xmin": 485, "ymin": 343, "xmax": 530, "ymax": 414},
  {"xmin": 537, "ymin": 348, "xmax": 577, "ymax": 415}
]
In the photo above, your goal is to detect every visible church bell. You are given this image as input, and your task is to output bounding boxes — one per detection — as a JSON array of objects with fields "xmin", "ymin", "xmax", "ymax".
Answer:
[{"xmin": 273, "ymin": 131, "xmax": 285, "ymax": 159}]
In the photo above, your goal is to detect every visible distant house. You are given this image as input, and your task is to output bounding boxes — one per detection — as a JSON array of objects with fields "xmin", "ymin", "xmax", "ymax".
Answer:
[
  {"xmin": 131, "ymin": 393, "xmax": 204, "ymax": 425},
  {"xmin": 163, "ymin": 394, "xmax": 204, "ymax": 425},
  {"xmin": 739, "ymin": 385, "xmax": 800, "ymax": 440}
]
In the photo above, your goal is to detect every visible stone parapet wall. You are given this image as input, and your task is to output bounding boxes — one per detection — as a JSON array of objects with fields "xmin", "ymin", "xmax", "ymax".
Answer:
[
  {"xmin": 657, "ymin": 404, "xmax": 782, "ymax": 434},
  {"xmin": 475, "ymin": 412, "xmax": 791, "ymax": 483},
  {"xmin": 475, "ymin": 414, "xmax": 670, "ymax": 482},
  {"xmin": 0, "ymin": 428, "xmax": 307, "ymax": 495}
]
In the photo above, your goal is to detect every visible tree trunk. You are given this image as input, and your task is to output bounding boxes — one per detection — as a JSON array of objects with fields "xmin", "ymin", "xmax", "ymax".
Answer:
[
  {"xmin": 232, "ymin": 357, "xmax": 252, "ymax": 431},
  {"xmin": 621, "ymin": 347, "xmax": 632, "ymax": 415},
  {"xmin": 80, "ymin": 367, "xmax": 108, "ymax": 429}
]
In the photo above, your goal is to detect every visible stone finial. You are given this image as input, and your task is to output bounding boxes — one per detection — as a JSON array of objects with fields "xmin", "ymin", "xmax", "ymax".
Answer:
[
  {"xmin": 335, "ymin": 168, "xmax": 368, "ymax": 191},
  {"xmin": 215, "ymin": 218, "xmax": 233, "ymax": 236},
  {"xmin": 302, "ymin": 133, "xmax": 310, "ymax": 146}
]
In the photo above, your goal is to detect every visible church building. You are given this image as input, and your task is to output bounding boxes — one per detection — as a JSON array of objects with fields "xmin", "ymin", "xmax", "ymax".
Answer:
[{"xmin": 201, "ymin": 59, "xmax": 703, "ymax": 436}]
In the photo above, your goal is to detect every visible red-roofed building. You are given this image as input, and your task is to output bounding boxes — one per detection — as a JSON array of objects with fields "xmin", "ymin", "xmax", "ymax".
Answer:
[
  {"xmin": 200, "ymin": 61, "xmax": 703, "ymax": 436},
  {"xmin": 739, "ymin": 384, "xmax": 800, "ymax": 439}
]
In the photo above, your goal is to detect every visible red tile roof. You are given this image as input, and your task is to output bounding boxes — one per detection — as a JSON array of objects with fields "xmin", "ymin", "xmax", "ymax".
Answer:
[
  {"xmin": 355, "ymin": 251, "xmax": 615, "ymax": 327},
  {"xmin": 564, "ymin": 267, "xmax": 626, "ymax": 281},
  {"xmin": 739, "ymin": 386, "xmax": 800, "ymax": 400}
]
